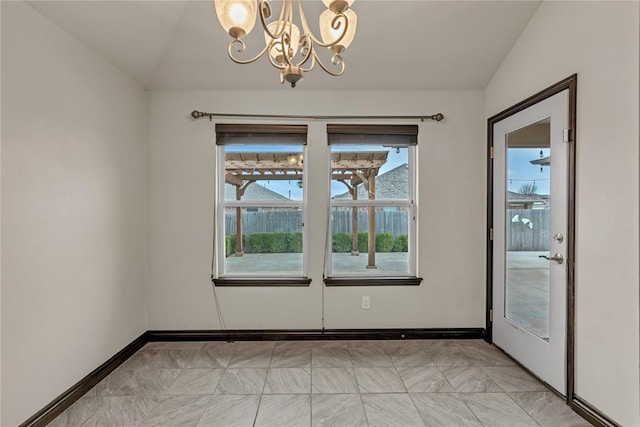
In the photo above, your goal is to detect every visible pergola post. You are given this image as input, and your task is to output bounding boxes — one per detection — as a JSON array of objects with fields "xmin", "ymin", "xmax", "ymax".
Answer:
[
  {"xmin": 351, "ymin": 184, "xmax": 359, "ymax": 255},
  {"xmin": 366, "ymin": 172, "xmax": 377, "ymax": 269},
  {"xmin": 338, "ymin": 179, "xmax": 361, "ymax": 256},
  {"xmin": 235, "ymin": 186, "xmax": 244, "ymax": 256}
]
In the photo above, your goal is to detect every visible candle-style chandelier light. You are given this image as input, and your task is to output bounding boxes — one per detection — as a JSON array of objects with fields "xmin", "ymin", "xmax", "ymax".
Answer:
[{"xmin": 213, "ymin": 0, "xmax": 357, "ymax": 87}]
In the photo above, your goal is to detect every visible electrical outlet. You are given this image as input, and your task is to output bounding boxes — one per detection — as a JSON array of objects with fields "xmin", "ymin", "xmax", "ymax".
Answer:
[{"xmin": 362, "ymin": 296, "xmax": 370, "ymax": 310}]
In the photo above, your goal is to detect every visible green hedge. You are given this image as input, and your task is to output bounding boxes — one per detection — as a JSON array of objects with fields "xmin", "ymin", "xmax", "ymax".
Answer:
[
  {"xmin": 226, "ymin": 232, "xmax": 409, "ymax": 256},
  {"xmin": 376, "ymin": 233, "xmax": 394, "ymax": 252},
  {"xmin": 335, "ymin": 232, "xmax": 409, "ymax": 253},
  {"xmin": 358, "ymin": 232, "xmax": 369, "ymax": 252},
  {"xmin": 393, "ymin": 234, "xmax": 409, "ymax": 252},
  {"xmin": 332, "ymin": 232, "xmax": 352, "ymax": 253},
  {"xmin": 226, "ymin": 232, "xmax": 302, "ymax": 256},
  {"xmin": 248, "ymin": 233, "xmax": 270, "ymax": 253},
  {"xmin": 270, "ymin": 232, "xmax": 288, "ymax": 253},
  {"xmin": 225, "ymin": 234, "xmax": 246, "ymax": 257},
  {"xmin": 287, "ymin": 232, "xmax": 303, "ymax": 253},
  {"xmin": 225, "ymin": 235, "xmax": 235, "ymax": 257}
]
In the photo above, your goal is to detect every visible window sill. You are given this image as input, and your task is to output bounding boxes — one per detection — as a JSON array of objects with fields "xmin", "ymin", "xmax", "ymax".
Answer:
[
  {"xmin": 323, "ymin": 277, "xmax": 423, "ymax": 286},
  {"xmin": 213, "ymin": 277, "xmax": 311, "ymax": 287}
]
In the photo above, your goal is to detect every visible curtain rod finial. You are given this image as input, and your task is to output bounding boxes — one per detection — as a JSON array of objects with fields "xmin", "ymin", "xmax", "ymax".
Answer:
[
  {"xmin": 191, "ymin": 110, "xmax": 205, "ymax": 119},
  {"xmin": 432, "ymin": 113, "xmax": 444, "ymax": 121}
]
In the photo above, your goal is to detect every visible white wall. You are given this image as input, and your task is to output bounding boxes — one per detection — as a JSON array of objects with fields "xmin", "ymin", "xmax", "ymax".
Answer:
[
  {"xmin": 147, "ymin": 90, "xmax": 486, "ymax": 330},
  {"xmin": 485, "ymin": 2, "xmax": 639, "ymax": 425},
  {"xmin": 1, "ymin": 2, "xmax": 148, "ymax": 425},
  {"xmin": 0, "ymin": 2, "xmax": 3, "ymax": 422}
]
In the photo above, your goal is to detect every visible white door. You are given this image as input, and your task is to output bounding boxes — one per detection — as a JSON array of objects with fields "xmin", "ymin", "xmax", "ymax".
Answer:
[{"xmin": 492, "ymin": 89, "xmax": 569, "ymax": 394}]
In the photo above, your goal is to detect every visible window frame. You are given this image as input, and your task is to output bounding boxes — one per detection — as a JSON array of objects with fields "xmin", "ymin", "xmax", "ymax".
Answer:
[
  {"xmin": 213, "ymin": 128, "xmax": 309, "ymax": 285},
  {"xmin": 325, "ymin": 127, "xmax": 421, "ymax": 283}
]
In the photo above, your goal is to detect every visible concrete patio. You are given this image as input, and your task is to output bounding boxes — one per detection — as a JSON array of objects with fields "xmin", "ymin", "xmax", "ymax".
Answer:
[
  {"xmin": 224, "ymin": 252, "xmax": 409, "ymax": 275},
  {"xmin": 506, "ymin": 251, "xmax": 550, "ymax": 339}
]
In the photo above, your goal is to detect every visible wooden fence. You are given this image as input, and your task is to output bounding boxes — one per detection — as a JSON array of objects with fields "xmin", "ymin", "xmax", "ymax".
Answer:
[
  {"xmin": 225, "ymin": 209, "xmax": 408, "ymax": 238},
  {"xmin": 224, "ymin": 208, "xmax": 549, "ymax": 251},
  {"xmin": 507, "ymin": 209, "xmax": 549, "ymax": 251},
  {"xmin": 225, "ymin": 210, "xmax": 303, "ymax": 234}
]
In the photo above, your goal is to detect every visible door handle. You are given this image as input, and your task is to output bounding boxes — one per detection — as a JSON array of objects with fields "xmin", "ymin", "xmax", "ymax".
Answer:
[{"xmin": 539, "ymin": 253, "xmax": 564, "ymax": 264}]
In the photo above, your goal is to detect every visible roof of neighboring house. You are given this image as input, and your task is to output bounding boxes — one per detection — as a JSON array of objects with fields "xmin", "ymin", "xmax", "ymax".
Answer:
[
  {"xmin": 507, "ymin": 191, "xmax": 549, "ymax": 201},
  {"xmin": 224, "ymin": 182, "xmax": 289, "ymax": 201},
  {"xmin": 333, "ymin": 163, "xmax": 409, "ymax": 200},
  {"xmin": 507, "ymin": 191, "xmax": 550, "ymax": 208}
]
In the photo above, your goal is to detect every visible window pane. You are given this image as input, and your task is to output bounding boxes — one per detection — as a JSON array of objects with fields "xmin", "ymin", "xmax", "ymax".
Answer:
[
  {"xmin": 330, "ymin": 206, "xmax": 410, "ymax": 275},
  {"xmin": 331, "ymin": 145, "xmax": 409, "ymax": 200},
  {"xmin": 224, "ymin": 145, "xmax": 304, "ymax": 202},
  {"xmin": 224, "ymin": 207, "xmax": 303, "ymax": 275}
]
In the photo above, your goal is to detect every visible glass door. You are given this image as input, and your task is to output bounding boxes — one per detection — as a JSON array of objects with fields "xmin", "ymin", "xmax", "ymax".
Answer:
[{"xmin": 492, "ymin": 89, "xmax": 569, "ymax": 394}]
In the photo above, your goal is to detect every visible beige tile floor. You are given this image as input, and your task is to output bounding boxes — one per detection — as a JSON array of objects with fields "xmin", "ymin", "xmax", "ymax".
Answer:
[{"xmin": 49, "ymin": 339, "xmax": 590, "ymax": 426}]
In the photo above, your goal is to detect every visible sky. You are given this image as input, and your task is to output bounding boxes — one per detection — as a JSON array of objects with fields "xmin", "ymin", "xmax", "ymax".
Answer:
[
  {"xmin": 225, "ymin": 144, "xmax": 408, "ymax": 200},
  {"xmin": 507, "ymin": 148, "xmax": 551, "ymax": 195}
]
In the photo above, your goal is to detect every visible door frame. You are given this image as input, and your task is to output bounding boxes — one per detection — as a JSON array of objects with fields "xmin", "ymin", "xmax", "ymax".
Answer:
[{"xmin": 486, "ymin": 74, "xmax": 577, "ymax": 401}]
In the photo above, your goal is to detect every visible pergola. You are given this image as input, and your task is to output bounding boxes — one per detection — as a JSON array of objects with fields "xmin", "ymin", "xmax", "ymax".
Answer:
[{"xmin": 225, "ymin": 151, "xmax": 389, "ymax": 268}]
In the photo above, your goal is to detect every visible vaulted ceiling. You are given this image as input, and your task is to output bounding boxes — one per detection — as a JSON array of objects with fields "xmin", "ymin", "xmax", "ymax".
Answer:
[{"xmin": 26, "ymin": 0, "xmax": 541, "ymax": 91}]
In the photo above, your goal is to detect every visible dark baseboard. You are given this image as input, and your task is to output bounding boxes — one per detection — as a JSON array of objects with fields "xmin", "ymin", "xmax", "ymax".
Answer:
[
  {"xmin": 145, "ymin": 328, "xmax": 486, "ymax": 342},
  {"xmin": 19, "ymin": 332, "xmax": 147, "ymax": 427},
  {"xmin": 570, "ymin": 396, "xmax": 621, "ymax": 427}
]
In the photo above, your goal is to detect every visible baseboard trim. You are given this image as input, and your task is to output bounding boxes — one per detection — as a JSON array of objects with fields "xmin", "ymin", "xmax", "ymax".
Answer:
[
  {"xmin": 19, "ymin": 332, "xmax": 147, "ymax": 427},
  {"xmin": 145, "ymin": 328, "xmax": 486, "ymax": 342},
  {"xmin": 570, "ymin": 396, "xmax": 621, "ymax": 427}
]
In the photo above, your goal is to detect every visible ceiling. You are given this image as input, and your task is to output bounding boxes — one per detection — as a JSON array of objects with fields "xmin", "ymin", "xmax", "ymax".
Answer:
[{"xmin": 26, "ymin": 0, "xmax": 541, "ymax": 91}]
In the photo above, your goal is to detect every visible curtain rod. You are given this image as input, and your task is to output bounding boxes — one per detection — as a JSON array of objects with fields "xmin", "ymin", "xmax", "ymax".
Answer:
[{"xmin": 190, "ymin": 110, "xmax": 444, "ymax": 122}]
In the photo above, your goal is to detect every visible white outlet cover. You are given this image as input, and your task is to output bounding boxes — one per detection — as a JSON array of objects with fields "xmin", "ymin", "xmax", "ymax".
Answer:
[{"xmin": 362, "ymin": 296, "xmax": 370, "ymax": 309}]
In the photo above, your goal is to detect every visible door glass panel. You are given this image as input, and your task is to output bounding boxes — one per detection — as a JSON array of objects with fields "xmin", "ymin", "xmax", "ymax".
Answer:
[{"xmin": 505, "ymin": 118, "xmax": 551, "ymax": 340}]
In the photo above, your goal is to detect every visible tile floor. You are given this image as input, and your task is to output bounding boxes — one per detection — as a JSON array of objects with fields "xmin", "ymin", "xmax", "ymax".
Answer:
[{"xmin": 49, "ymin": 339, "xmax": 590, "ymax": 426}]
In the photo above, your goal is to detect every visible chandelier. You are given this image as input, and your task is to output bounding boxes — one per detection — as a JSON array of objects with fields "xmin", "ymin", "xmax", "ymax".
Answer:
[{"xmin": 213, "ymin": 0, "xmax": 357, "ymax": 88}]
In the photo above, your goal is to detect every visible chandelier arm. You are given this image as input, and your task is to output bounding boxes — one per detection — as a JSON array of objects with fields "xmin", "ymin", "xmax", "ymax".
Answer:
[
  {"xmin": 297, "ymin": 0, "xmax": 349, "ymax": 49},
  {"xmin": 329, "ymin": 13, "xmax": 349, "ymax": 47},
  {"xmin": 299, "ymin": 52, "xmax": 316, "ymax": 72},
  {"xmin": 287, "ymin": 4, "xmax": 299, "ymax": 66},
  {"xmin": 320, "ymin": 13, "xmax": 349, "ymax": 48},
  {"xmin": 308, "ymin": 50, "xmax": 345, "ymax": 76},
  {"xmin": 260, "ymin": 0, "xmax": 287, "ymax": 40},
  {"xmin": 295, "ymin": 35, "xmax": 314, "ymax": 69},
  {"xmin": 282, "ymin": 23, "xmax": 295, "ymax": 67},
  {"xmin": 227, "ymin": 39, "xmax": 270, "ymax": 65},
  {"xmin": 296, "ymin": 0, "xmax": 325, "ymax": 46},
  {"xmin": 266, "ymin": 40, "xmax": 288, "ymax": 70}
]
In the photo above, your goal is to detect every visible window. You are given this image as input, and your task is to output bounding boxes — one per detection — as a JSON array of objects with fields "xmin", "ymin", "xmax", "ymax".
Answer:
[
  {"xmin": 214, "ymin": 124, "xmax": 309, "ymax": 285},
  {"xmin": 326, "ymin": 125, "xmax": 421, "ymax": 285}
]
